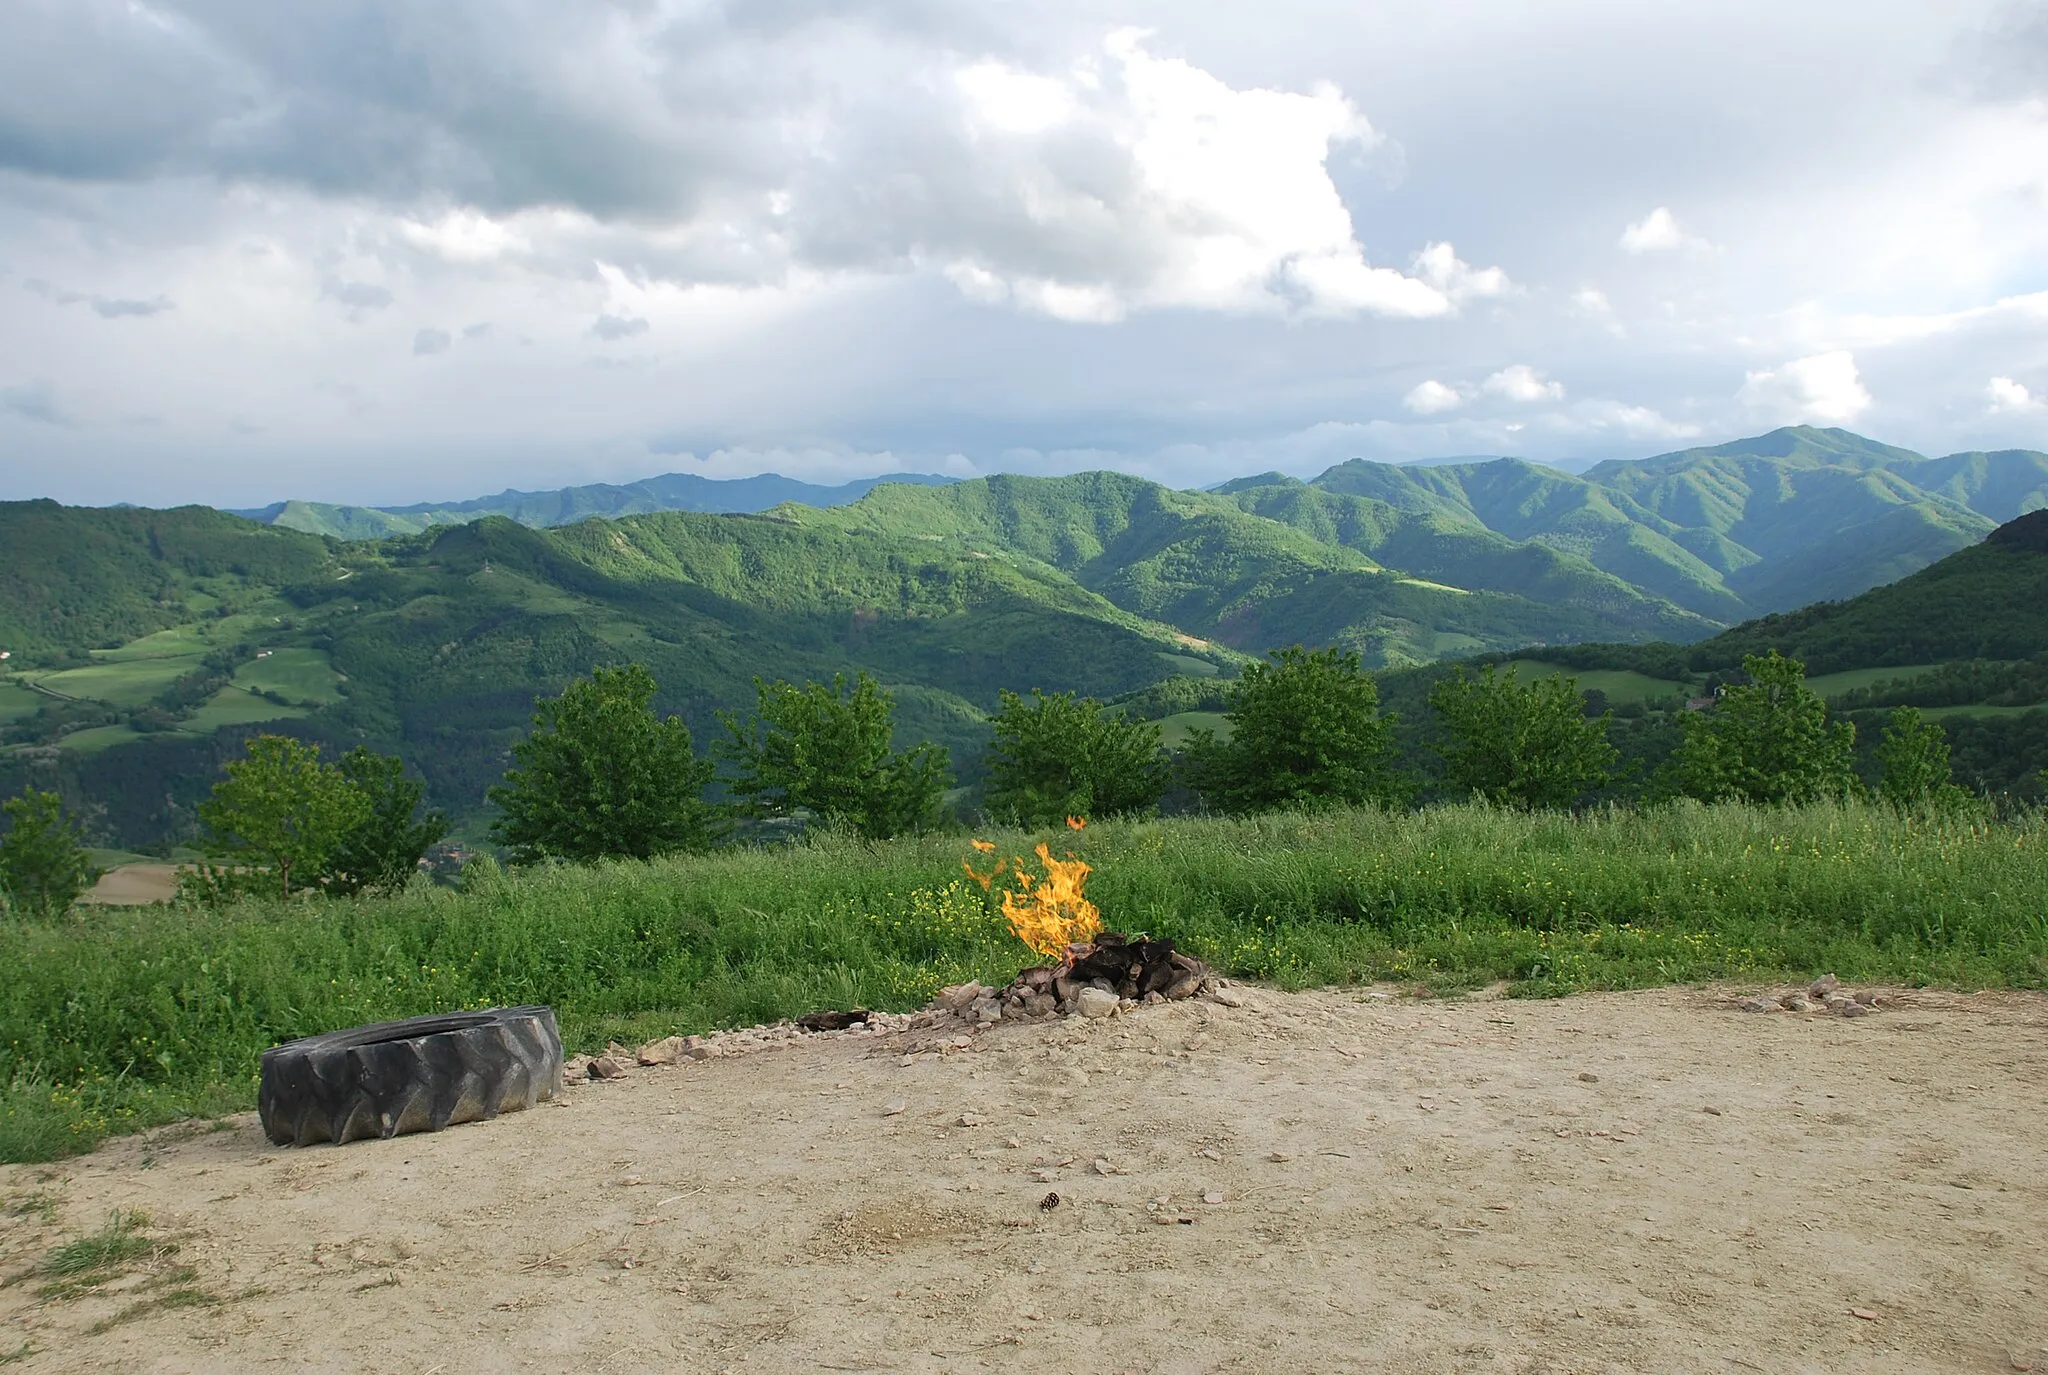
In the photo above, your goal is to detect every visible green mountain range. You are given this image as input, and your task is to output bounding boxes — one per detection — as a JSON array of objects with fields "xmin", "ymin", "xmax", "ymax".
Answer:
[
  {"xmin": 6, "ymin": 426, "xmax": 2048, "ymax": 844},
  {"xmin": 236, "ymin": 426, "xmax": 2048, "ymax": 624},
  {"xmin": 230, "ymin": 471, "xmax": 959, "ymax": 539}
]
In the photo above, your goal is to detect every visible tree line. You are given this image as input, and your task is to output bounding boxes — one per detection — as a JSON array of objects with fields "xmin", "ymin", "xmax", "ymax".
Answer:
[{"xmin": 0, "ymin": 645, "xmax": 1988, "ymax": 914}]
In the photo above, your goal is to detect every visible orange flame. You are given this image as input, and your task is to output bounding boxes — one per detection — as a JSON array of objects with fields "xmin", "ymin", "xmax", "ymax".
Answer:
[{"xmin": 999, "ymin": 842, "xmax": 1102, "ymax": 957}]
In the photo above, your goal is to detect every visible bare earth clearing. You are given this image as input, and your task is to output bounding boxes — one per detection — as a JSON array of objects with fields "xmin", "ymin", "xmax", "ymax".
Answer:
[
  {"xmin": 3, "ymin": 986, "xmax": 2043, "ymax": 1374},
  {"xmin": 84, "ymin": 866, "xmax": 179, "ymax": 907}
]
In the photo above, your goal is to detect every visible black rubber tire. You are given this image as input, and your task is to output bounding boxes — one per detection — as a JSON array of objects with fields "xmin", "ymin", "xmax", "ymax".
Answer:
[{"xmin": 258, "ymin": 1005, "xmax": 563, "ymax": 1147}]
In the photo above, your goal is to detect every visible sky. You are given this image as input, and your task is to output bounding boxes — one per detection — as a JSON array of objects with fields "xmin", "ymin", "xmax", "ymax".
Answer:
[{"xmin": 2, "ymin": 0, "xmax": 2047, "ymax": 507}]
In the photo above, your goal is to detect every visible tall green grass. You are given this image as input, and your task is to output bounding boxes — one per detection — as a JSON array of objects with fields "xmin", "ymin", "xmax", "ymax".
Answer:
[{"xmin": 5, "ymin": 800, "xmax": 2044, "ymax": 1162}]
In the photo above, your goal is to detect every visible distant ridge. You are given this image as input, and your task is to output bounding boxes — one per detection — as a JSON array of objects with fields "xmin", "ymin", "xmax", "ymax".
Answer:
[
  {"xmin": 230, "ymin": 471, "xmax": 960, "ymax": 539},
  {"xmin": 216, "ymin": 425, "xmax": 2048, "ymax": 623}
]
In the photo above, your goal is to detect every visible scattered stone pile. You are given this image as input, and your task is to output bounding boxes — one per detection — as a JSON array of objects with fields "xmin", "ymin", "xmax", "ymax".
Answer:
[
  {"xmin": 1736, "ymin": 973, "xmax": 1888, "ymax": 1018},
  {"xmin": 560, "ymin": 932, "xmax": 1222, "ymax": 1081}
]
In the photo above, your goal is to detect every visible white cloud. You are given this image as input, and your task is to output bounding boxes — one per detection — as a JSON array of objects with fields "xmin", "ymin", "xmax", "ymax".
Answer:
[
  {"xmin": 1738, "ymin": 351, "xmax": 1872, "ymax": 423},
  {"xmin": 1483, "ymin": 364, "xmax": 1564, "ymax": 403},
  {"xmin": 931, "ymin": 31, "xmax": 1496, "ymax": 322},
  {"xmin": 1619, "ymin": 206, "xmax": 1713, "ymax": 254},
  {"xmin": 1987, "ymin": 376, "xmax": 2045, "ymax": 413},
  {"xmin": 1412, "ymin": 242, "xmax": 1513, "ymax": 303},
  {"xmin": 590, "ymin": 314, "xmax": 649, "ymax": 342},
  {"xmin": 1403, "ymin": 379, "xmax": 1469, "ymax": 414}
]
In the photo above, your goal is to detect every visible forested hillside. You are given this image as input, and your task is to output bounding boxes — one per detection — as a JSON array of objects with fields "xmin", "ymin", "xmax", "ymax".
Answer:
[
  {"xmin": 10, "ymin": 429, "xmax": 2048, "ymax": 849},
  {"xmin": 1282, "ymin": 426, "xmax": 2048, "ymax": 620}
]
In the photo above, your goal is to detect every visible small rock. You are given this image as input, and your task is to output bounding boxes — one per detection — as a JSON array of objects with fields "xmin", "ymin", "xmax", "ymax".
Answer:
[
  {"xmin": 1201, "ymin": 1148, "xmax": 1223, "ymax": 1162},
  {"xmin": 935, "ymin": 983, "xmax": 986, "ymax": 1013},
  {"xmin": 587, "ymin": 1055, "xmax": 627, "ymax": 1080},
  {"xmin": 957, "ymin": 1112, "xmax": 982, "ymax": 1127},
  {"xmin": 1738, "ymin": 997, "xmax": 1780, "ymax": 1013},
  {"xmin": 1202, "ymin": 1191, "xmax": 1225, "ymax": 1205},
  {"xmin": 636, "ymin": 1036, "xmax": 684, "ymax": 1066},
  {"xmin": 1852, "ymin": 989, "xmax": 1880, "ymax": 1006},
  {"xmin": 1183, "ymin": 1033, "xmax": 1211, "ymax": 1052},
  {"xmin": 1834, "ymin": 999, "xmax": 1872, "ymax": 1019},
  {"xmin": 562, "ymin": 1055, "xmax": 593, "ymax": 1079},
  {"xmin": 1781, "ymin": 995, "xmax": 1813, "ymax": 1012},
  {"xmin": 1091, "ymin": 1158, "xmax": 1125, "ymax": 1176},
  {"xmin": 1849, "ymin": 1307, "xmax": 1880, "ymax": 1321},
  {"xmin": 1577, "ymin": 1072, "xmax": 1600, "ymax": 1084},
  {"xmin": 1269, "ymin": 1151, "xmax": 1294, "ymax": 1162},
  {"xmin": 1208, "ymin": 987, "xmax": 1246, "ymax": 1009},
  {"xmin": 1075, "ymin": 987, "xmax": 1120, "ymax": 1020},
  {"xmin": 882, "ymin": 1101, "xmax": 907, "ymax": 1117},
  {"xmin": 1701, "ymin": 1105, "xmax": 1723, "ymax": 1116},
  {"xmin": 1809, "ymin": 973, "xmax": 1839, "ymax": 998}
]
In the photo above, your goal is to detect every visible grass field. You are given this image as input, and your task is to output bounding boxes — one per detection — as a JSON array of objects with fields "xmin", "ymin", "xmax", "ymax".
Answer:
[
  {"xmin": 1509, "ymin": 661, "xmax": 1690, "ymax": 704},
  {"xmin": 181, "ymin": 687, "xmax": 307, "ymax": 733},
  {"xmin": 27, "ymin": 657, "xmax": 197, "ymax": 708},
  {"xmin": 1808, "ymin": 664, "xmax": 1941, "ymax": 697},
  {"xmin": 1157, "ymin": 710, "xmax": 1233, "ymax": 748},
  {"xmin": 231, "ymin": 648, "xmax": 344, "ymax": 705},
  {"xmin": 3, "ymin": 799, "xmax": 2042, "ymax": 1163},
  {"xmin": 1918, "ymin": 704, "xmax": 2048, "ymax": 720},
  {"xmin": 51, "ymin": 724, "xmax": 147, "ymax": 755},
  {"xmin": 0, "ymin": 682, "xmax": 43, "ymax": 723}
]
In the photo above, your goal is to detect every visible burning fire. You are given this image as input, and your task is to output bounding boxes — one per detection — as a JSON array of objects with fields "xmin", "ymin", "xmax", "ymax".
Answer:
[{"xmin": 964, "ymin": 825, "xmax": 1102, "ymax": 957}]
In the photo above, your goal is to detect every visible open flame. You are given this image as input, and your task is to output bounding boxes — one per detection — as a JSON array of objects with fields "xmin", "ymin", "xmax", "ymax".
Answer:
[{"xmin": 964, "ymin": 827, "xmax": 1102, "ymax": 958}]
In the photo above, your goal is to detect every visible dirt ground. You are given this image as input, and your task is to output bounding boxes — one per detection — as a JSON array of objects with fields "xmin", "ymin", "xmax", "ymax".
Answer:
[
  {"xmin": 84, "ymin": 865, "xmax": 179, "ymax": 906},
  {"xmin": 3, "ymin": 984, "xmax": 2044, "ymax": 1374}
]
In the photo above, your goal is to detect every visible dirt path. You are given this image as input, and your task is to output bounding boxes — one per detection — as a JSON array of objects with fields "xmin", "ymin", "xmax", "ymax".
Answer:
[{"xmin": 3, "ymin": 985, "xmax": 2043, "ymax": 1373}]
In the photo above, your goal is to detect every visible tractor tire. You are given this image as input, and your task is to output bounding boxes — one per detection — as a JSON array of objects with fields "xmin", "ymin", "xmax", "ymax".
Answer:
[{"xmin": 258, "ymin": 1005, "xmax": 562, "ymax": 1147}]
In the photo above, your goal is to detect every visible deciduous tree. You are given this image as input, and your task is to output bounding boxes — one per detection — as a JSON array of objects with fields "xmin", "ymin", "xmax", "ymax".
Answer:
[
  {"xmin": 1669, "ymin": 651, "xmax": 1856, "ymax": 805},
  {"xmin": 1874, "ymin": 705, "xmax": 1970, "ymax": 811},
  {"xmin": 323, "ymin": 747, "xmax": 450, "ymax": 896},
  {"xmin": 1430, "ymin": 664, "xmax": 1619, "ymax": 808},
  {"xmin": 198, "ymin": 735, "xmax": 370, "ymax": 898},
  {"xmin": 490, "ymin": 664, "xmax": 718, "ymax": 864},
  {"xmin": 0, "ymin": 788, "xmax": 100, "ymax": 918},
  {"xmin": 1186, "ymin": 646, "xmax": 1405, "ymax": 814},
  {"xmin": 984, "ymin": 689, "xmax": 1168, "ymax": 825},
  {"xmin": 718, "ymin": 670, "xmax": 948, "ymax": 840}
]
